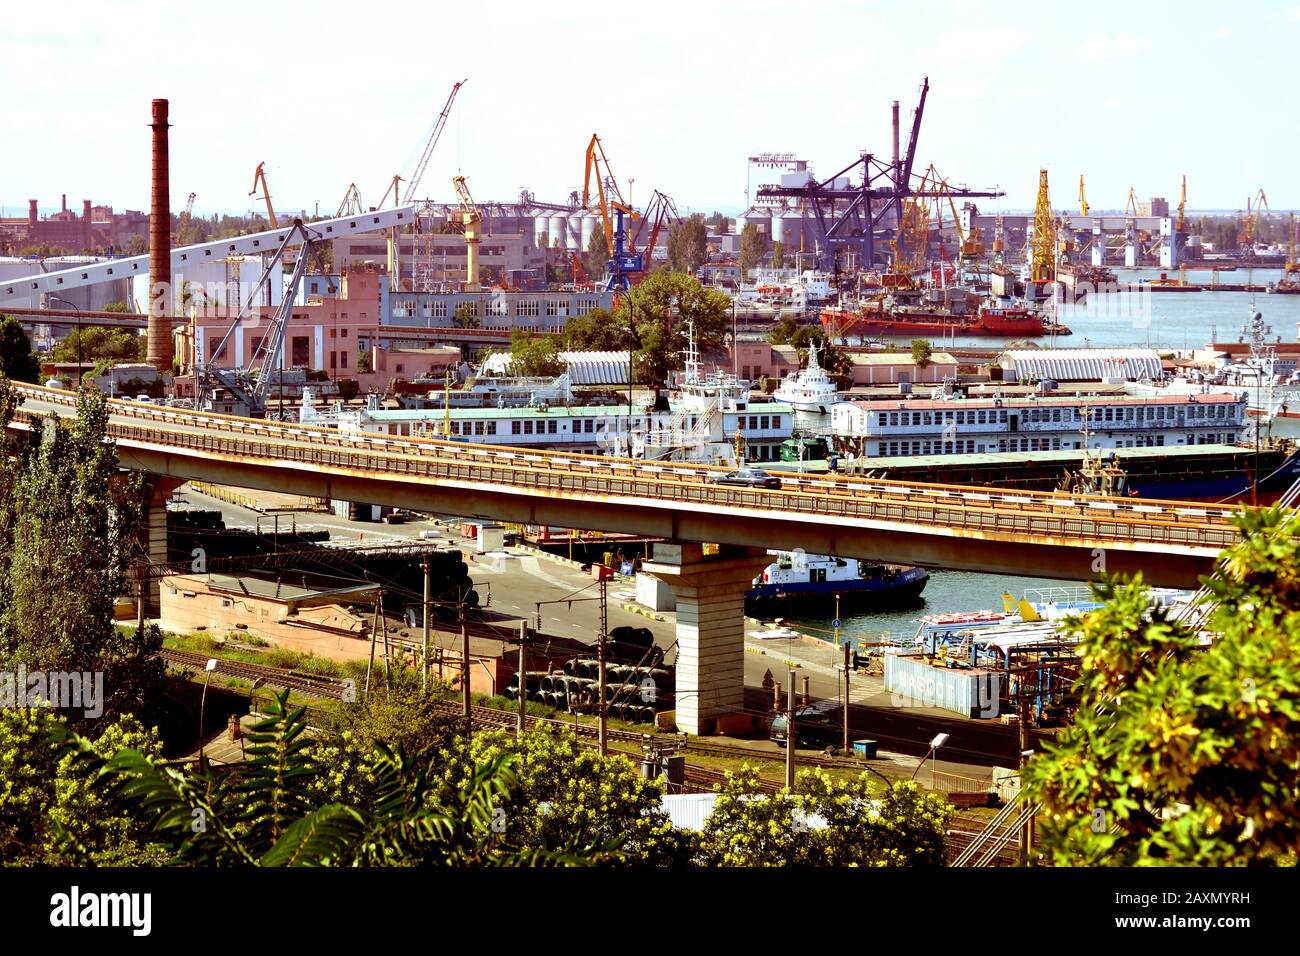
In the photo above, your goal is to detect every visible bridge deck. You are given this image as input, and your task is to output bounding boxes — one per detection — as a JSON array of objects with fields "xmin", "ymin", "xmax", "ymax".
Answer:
[{"xmin": 12, "ymin": 384, "xmax": 1245, "ymax": 588}]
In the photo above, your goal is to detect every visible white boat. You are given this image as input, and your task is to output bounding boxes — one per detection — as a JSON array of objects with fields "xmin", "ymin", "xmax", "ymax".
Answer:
[{"xmin": 772, "ymin": 341, "xmax": 838, "ymax": 414}]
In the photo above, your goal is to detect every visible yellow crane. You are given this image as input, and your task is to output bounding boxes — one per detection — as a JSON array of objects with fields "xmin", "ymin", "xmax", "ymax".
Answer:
[
  {"xmin": 1286, "ymin": 212, "xmax": 1297, "ymax": 274},
  {"xmin": 1030, "ymin": 169, "xmax": 1056, "ymax": 283},
  {"xmin": 582, "ymin": 133, "xmax": 637, "ymax": 258},
  {"xmin": 452, "ymin": 175, "xmax": 482, "ymax": 292},
  {"xmin": 1078, "ymin": 175, "xmax": 1088, "ymax": 217},
  {"xmin": 249, "ymin": 162, "xmax": 277, "ymax": 228},
  {"xmin": 1241, "ymin": 188, "xmax": 1269, "ymax": 249},
  {"xmin": 1124, "ymin": 187, "xmax": 1140, "ymax": 218}
]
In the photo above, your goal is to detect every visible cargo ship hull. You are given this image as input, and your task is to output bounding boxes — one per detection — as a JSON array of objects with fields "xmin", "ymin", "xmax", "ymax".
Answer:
[
  {"xmin": 822, "ymin": 307, "xmax": 1050, "ymax": 338},
  {"xmin": 746, "ymin": 566, "xmax": 929, "ymax": 613}
]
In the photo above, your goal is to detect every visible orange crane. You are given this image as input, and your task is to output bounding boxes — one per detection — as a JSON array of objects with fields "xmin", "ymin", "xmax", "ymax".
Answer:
[
  {"xmin": 1241, "ymin": 188, "xmax": 1269, "ymax": 249},
  {"xmin": 249, "ymin": 162, "xmax": 277, "ymax": 228},
  {"xmin": 375, "ymin": 174, "xmax": 404, "ymax": 209}
]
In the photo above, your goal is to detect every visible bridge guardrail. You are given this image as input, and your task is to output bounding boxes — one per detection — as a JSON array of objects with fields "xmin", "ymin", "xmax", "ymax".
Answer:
[{"xmin": 13, "ymin": 385, "xmax": 1244, "ymax": 552}]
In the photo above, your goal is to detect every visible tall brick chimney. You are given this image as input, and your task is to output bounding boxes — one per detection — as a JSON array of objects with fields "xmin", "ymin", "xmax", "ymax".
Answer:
[
  {"xmin": 82, "ymin": 199, "xmax": 92, "ymax": 249},
  {"xmin": 27, "ymin": 200, "xmax": 37, "ymax": 226},
  {"xmin": 147, "ymin": 99, "xmax": 173, "ymax": 372}
]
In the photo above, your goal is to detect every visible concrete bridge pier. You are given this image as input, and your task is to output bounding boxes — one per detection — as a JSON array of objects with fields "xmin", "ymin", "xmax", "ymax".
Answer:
[
  {"xmin": 133, "ymin": 475, "xmax": 184, "ymax": 620},
  {"xmin": 640, "ymin": 542, "xmax": 770, "ymax": 737}
]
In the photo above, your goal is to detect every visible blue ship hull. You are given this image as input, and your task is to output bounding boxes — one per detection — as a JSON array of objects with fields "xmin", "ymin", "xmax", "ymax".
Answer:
[
  {"xmin": 746, "ymin": 567, "xmax": 929, "ymax": 612},
  {"xmin": 1127, "ymin": 447, "xmax": 1300, "ymax": 503}
]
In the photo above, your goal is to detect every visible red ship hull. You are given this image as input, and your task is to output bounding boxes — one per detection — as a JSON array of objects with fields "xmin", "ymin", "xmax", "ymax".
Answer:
[{"xmin": 821, "ymin": 307, "xmax": 1047, "ymax": 337}]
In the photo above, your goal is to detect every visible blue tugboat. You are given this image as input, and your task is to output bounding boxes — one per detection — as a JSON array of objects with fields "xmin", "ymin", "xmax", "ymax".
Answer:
[{"xmin": 746, "ymin": 551, "xmax": 929, "ymax": 614}]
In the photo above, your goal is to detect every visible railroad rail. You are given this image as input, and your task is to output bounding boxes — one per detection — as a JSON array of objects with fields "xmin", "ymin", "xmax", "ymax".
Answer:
[
  {"xmin": 160, "ymin": 647, "xmax": 350, "ymax": 699},
  {"xmin": 12, "ymin": 384, "xmax": 1247, "ymax": 583}
]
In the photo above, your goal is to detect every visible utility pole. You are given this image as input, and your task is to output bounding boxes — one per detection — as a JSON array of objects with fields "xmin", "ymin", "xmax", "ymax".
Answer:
[
  {"xmin": 598, "ymin": 573, "xmax": 608, "ymax": 756},
  {"xmin": 842, "ymin": 640, "xmax": 851, "ymax": 754},
  {"xmin": 516, "ymin": 621, "xmax": 529, "ymax": 737},
  {"xmin": 785, "ymin": 670, "xmax": 796, "ymax": 790},
  {"xmin": 364, "ymin": 590, "xmax": 382, "ymax": 698},
  {"xmin": 1018, "ymin": 674, "xmax": 1033, "ymax": 864},
  {"xmin": 421, "ymin": 556, "xmax": 431, "ymax": 691},
  {"xmin": 461, "ymin": 589, "xmax": 472, "ymax": 731}
]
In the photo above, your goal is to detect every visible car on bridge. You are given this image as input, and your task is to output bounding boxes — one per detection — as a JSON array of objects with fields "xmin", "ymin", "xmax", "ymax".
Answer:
[{"xmin": 711, "ymin": 468, "xmax": 782, "ymax": 490}]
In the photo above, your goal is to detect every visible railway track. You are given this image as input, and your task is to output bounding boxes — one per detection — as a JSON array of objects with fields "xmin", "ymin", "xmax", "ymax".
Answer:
[{"xmin": 160, "ymin": 648, "xmax": 351, "ymax": 699}]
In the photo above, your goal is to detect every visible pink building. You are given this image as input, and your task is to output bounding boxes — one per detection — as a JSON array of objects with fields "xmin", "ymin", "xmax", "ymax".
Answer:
[{"xmin": 180, "ymin": 263, "xmax": 460, "ymax": 392}]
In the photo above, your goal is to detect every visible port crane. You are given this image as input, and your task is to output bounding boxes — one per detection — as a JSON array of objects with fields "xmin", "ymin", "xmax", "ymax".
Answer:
[
  {"xmin": 1078, "ymin": 176, "xmax": 1089, "ymax": 217},
  {"xmin": 196, "ymin": 219, "xmax": 332, "ymax": 418},
  {"xmin": 402, "ymin": 79, "xmax": 467, "ymax": 202},
  {"xmin": 755, "ymin": 77, "xmax": 1003, "ymax": 270},
  {"xmin": 336, "ymin": 182, "xmax": 364, "ymax": 217},
  {"xmin": 375, "ymin": 174, "xmax": 404, "ymax": 209},
  {"xmin": 174, "ymin": 191, "xmax": 197, "ymax": 245},
  {"xmin": 452, "ymin": 175, "xmax": 482, "ymax": 292},
  {"xmin": 582, "ymin": 133, "xmax": 642, "ymax": 292},
  {"xmin": 249, "ymin": 162, "xmax": 278, "ymax": 228},
  {"xmin": 1176, "ymin": 175, "xmax": 1187, "ymax": 234},
  {"xmin": 630, "ymin": 189, "xmax": 680, "ymax": 274},
  {"xmin": 1241, "ymin": 189, "xmax": 1269, "ymax": 252},
  {"xmin": 1029, "ymin": 169, "xmax": 1056, "ymax": 283}
]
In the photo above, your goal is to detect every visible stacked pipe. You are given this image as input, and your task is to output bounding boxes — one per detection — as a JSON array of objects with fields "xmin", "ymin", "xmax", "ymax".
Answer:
[{"xmin": 502, "ymin": 657, "xmax": 674, "ymax": 725}]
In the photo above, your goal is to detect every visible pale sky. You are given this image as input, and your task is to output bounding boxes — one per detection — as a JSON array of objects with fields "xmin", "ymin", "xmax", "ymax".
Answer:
[{"xmin": 3, "ymin": 0, "xmax": 1298, "ymax": 219}]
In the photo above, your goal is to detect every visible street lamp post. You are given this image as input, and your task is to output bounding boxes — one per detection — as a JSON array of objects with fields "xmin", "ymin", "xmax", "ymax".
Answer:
[
  {"xmin": 49, "ymin": 296, "xmax": 82, "ymax": 386},
  {"xmin": 910, "ymin": 731, "xmax": 950, "ymax": 790},
  {"xmin": 198, "ymin": 658, "xmax": 218, "ymax": 762}
]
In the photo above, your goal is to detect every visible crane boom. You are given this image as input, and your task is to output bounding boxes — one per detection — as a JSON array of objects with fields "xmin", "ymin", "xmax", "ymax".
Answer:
[
  {"xmin": 175, "ymin": 191, "xmax": 197, "ymax": 245},
  {"xmin": 249, "ymin": 162, "xmax": 277, "ymax": 229},
  {"xmin": 1078, "ymin": 175, "xmax": 1088, "ymax": 217},
  {"xmin": 403, "ymin": 79, "xmax": 467, "ymax": 202}
]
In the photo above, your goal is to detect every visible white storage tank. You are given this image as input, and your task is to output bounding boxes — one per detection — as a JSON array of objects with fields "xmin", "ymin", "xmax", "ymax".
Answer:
[
  {"xmin": 532, "ymin": 213, "xmax": 549, "ymax": 248},
  {"xmin": 581, "ymin": 211, "xmax": 597, "ymax": 251},
  {"xmin": 567, "ymin": 212, "xmax": 584, "ymax": 251},
  {"xmin": 549, "ymin": 212, "xmax": 568, "ymax": 250}
]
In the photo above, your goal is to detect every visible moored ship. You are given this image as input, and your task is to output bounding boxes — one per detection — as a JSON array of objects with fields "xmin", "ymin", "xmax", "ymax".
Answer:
[
  {"xmin": 746, "ymin": 551, "xmax": 929, "ymax": 614},
  {"xmin": 821, "ymin": 301, "xmax": 1062, "ymax": 337}
]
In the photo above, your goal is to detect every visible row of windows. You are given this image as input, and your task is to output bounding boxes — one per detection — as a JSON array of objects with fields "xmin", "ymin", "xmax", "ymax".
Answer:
[
  {"xmin": 736, "ymin": 415, "xmax": 783, "ymax": 430},
  {"xmin": 393, "ymin": 299, "xmax": 603, "ymax": 319},
  {"xmin": 878, "ymin": 431, "xmax": 1231, "ymax": 457},
  {"xmin": 874, "ymin": 402, "xmax": 1236, "ymax": 429},
  {"xmin": 883, "ymin": 440, "xmax": 982, "ymax": 456}
]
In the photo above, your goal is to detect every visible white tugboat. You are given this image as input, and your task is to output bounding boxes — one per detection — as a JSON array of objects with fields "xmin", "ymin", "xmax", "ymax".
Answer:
[{"xmin": 772, "ymin": 340, "xmax": 839, "ymax": 414}]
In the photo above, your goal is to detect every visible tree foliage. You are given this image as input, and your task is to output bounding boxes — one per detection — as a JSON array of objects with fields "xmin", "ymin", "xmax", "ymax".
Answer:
[
  {"xmin": 451, "ymin": 303, "xmax": 481, "ymax": 330},
  {"xmin": 0, "ymin": 707, "xmax": 168, "ymax": 865},
  {"xmin": 508, "ymin": 329, "xmax": 565, "ymax": 377},
  {"xmin": 585, "ymin": 220, "xmax": 608, "ymax": 284},
  {"xmin": 696, "ymin": 765, "xmax": 951, "ymax": 866},
  {"xmin": 667, "ymin": 214, "xmax": 708, "ymax": 275},
  {"xmin": 738, "ymin": 223, "xmax": 770, "ymax": 278},
  {"xmin": 1023, "ymin": 506, "xmax": 1300, "ymax": 866},
  {"xmin": 0, "ymin": 316, "xmax": 40, "ymax": 383},
  {"xmin": 911, "ymin": 338, "xmax": 933, "ymax": 369},
  {"xmin": 52, "ymin": 326, "xmax": 143, "ymax": 365},
  {"xmin": 0, "ymin": 383, "xmax": 164, "ymax": 721},
  {"xmin": 566, "ymin": 271, "xmax": 729, "ymax": 387}
]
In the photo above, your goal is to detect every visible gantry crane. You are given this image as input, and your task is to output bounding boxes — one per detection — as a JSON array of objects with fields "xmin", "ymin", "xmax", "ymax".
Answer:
[
  {"xmin": 336, "ymin": 183, "xmax": 364, "ymax": 217},
  {"xmin": 1078, "ymin": 175, "xmax": 1089, "ymax": 217},
  {"xmin": 402, "ymin": 79, "xmax": 467, "ymax": 202},
  {"xmin": 452, "ymin": 175, "xmax": 482, "ymax": 292},
  {"xmin": 582, "ymin": 133, "xmax": 642, "ymax": 292},
  {"xmin": 249, "ymin": 162, "xmax": 277, "ymax": 228},
  {"xmin": 175, "ymin": 191, "xmax": 197, "ymax": 245}
]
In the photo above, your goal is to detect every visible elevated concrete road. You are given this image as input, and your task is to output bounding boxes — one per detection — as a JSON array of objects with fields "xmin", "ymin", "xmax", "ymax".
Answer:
[{"xmin": 12, "ymin": 384, "xmax": 1245, "ymax": 588}]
